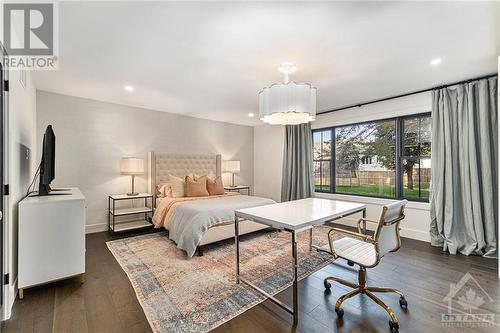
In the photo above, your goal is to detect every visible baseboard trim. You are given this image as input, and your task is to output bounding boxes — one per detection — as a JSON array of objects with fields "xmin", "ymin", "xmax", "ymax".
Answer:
[
  {"xmin": 400, "ymin": 227, "xmax": 431, "ymax": 242},
  {"xmin": 85, "ymin": 223, "xmax": 107, "ymax": 234},
  {"xmin": 334, "ymin": 218, "xmax": 430, "ymax": 243}
]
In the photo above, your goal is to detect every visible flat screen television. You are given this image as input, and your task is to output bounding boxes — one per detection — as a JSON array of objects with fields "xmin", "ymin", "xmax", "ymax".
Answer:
[{"xmin": 38, "ymin": 125, "xmax": 55, "ymax": 196}]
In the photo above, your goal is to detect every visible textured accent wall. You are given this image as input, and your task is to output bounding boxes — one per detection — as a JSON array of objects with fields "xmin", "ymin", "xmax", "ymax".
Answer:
[{"xmin": 36, "ymin": 91, "xmax": 254, "ymax": 232}]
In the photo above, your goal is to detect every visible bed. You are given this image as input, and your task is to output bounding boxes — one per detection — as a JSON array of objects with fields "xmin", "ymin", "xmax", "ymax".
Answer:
[{"xmin": 148, "ymin": 152, "xmax": 276, "ymax": 257}]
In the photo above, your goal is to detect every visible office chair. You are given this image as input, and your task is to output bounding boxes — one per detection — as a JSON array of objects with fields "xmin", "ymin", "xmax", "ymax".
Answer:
[{"xmin": 321, "ymin": 200, "xmax": 408, "ymax": 332}]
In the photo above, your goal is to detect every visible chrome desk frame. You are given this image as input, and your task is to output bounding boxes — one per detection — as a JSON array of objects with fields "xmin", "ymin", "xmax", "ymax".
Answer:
[{"xmin": 234, "ymin": 206, "xmax": 366, "ymax": 325}]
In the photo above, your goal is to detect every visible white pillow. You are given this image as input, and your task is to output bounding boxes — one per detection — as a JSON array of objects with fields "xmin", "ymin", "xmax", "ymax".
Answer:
[{"xmin": 167, "ymin": 174, "xmax": 193, "ymax": 197}]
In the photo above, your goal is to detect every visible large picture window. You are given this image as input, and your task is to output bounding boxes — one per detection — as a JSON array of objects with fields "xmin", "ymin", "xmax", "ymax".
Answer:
[
  {"xmin": 313, "ymin": 113, "xmax": 431, "ymax": 202},
  {"xmin": 335, "ymin": 119, "xmax": 396, "ymax": 198}
]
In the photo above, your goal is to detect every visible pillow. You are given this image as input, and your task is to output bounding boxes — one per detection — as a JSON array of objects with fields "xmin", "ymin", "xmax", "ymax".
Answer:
[
  {"xmin": 207, "ymin": 176, "xmax": 224, "ymax": 195},
  {"xmin": 185, "ymin": 175, "xmax": 209, "ymax": 197},
  {"xmin": 156, "ymin": 183, "xmax": 172, "ymax": 198},
  {"xmin": 167, "ymin": 174, "xmax": 188, "ymax": 197}
]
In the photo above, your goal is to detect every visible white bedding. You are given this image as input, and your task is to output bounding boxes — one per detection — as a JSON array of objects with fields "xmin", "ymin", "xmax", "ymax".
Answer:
[{"xmin": 153, "ymin": 193, "xmax": 276, "ymax": 257}]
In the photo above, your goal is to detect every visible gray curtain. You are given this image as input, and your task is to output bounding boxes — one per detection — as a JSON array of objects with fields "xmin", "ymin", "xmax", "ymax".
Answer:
[
  {"xmin": 430, "ymin": 77, "xmax": 497, "ymax": 257},
  {"xmin": 281, "ymin": 123, "xmax": 315, "ymax": 201}
]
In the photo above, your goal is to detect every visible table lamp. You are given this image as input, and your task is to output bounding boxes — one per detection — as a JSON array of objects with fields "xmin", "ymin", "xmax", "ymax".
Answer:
[
  {"xmin": 223, "ymin": 160, "xmax": 240, "ymax": 187},
  {"xmin": 120, "ymin": 157, "xmax": 144, "ymax": 196}
]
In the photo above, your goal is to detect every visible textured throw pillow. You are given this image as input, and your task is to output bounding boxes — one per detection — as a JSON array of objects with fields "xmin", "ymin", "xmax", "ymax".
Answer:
[
  {"xmin": 156, "ymin": 183, "xmax": 172, "ymax": 198},
  {"xmin": 168, "ymin": 174, "xmax": 187, "ymax": 197},
  {"xmin": 185, "ymin": 175, "xmax": 209, "ymax": 197},
  {"xmin": 207, "ymin": 176, "xmax": 224, "ymax": 195}
]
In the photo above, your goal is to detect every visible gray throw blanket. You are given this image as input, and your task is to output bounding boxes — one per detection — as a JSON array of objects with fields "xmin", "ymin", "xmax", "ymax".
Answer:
[{"xmin": 169, "ymin": 195, "xmax": 275, "ymax": 257}]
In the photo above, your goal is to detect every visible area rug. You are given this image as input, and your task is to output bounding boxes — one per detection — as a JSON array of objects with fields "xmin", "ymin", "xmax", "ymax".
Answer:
[{"xmin": 107, "ymin": 226, "xmax": 340, "ymax": 333}]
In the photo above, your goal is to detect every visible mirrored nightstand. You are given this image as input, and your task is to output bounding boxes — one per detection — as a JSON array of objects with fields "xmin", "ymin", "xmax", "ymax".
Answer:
[
  {"xmin": 224, "ymin": 185, "xmax": 251, "ymax": 195},
  {"xmin": 108, "ymin": 193, "xmax": 153, "ymax": 233}
]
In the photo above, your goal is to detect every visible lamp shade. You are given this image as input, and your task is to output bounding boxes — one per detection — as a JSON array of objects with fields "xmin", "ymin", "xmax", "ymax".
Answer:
[
  {"xmin": 222, "ymin": 160, "xmax": 240, "ymax": 173},
  {"xmin": 259, "ymin": 82, "xmax": 316, "ymax": 125},
  {"xmin": 120, "ymin": 157, "xmax": 144, "ymax": 175}
]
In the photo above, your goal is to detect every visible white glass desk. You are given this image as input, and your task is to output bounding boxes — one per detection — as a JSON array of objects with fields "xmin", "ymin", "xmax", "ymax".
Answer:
[{"xmin": 235, "ymin": 198, "xmax": 367, "ymax": 325}]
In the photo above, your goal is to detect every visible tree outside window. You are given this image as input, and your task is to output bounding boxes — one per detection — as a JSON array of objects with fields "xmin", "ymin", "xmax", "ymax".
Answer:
[{"xmin": 313, "ymin": 113, "xmax": 431, "ymax": 201}]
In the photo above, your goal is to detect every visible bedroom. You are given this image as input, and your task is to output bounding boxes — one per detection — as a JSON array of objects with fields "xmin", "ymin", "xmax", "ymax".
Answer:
[{"xmin": 0, "ymin": 1, "xmax": 499, "ymax": 333}]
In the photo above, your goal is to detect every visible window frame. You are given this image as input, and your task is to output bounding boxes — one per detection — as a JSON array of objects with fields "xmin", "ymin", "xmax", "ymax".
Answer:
[
  {"xmin": 313, "ymin": 129, "xmax": 334, "ymax": 193},
  {"xmin": 312, "ymin": 112, "xmax": 431, "ymax": 202}
]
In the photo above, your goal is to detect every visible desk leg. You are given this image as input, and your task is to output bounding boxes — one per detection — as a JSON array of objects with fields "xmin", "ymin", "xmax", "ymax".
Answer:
[
  {"xmin": 235, "ymin": 215, "xmax": 240, "ymax": 284},
  {"xmin": 309, "ymin": 228, "xmax": 313, "ymax": 251},
  {"xmin": 292, "ymin": 231, "xmax": 298, "ymax": 325}
]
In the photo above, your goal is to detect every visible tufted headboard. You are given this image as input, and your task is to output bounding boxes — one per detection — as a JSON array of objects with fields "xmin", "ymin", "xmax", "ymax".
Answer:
[{"xmin": 148, "ymin": 152, "xmax": 221, "ymax": 207}]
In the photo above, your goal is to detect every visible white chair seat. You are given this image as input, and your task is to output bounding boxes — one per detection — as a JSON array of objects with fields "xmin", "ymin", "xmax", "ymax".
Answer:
[{"xmin": 322, "ymin": 237, "xmax": 377, "ymax": 267}]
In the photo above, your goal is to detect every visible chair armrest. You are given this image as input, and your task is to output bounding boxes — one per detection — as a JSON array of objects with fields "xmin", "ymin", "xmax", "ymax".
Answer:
[
  {"xmin": 327, "ymin": 227, "xmax": 374, "ymax": 254},
  {"xmin": 357, "ymin": 217, "xmax": 379, "ymax": 234}
]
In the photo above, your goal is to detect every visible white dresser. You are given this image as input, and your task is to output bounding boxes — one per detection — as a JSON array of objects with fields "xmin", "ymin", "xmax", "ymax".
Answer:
[{"xmin": 18, "ymin": 187, "xmax": 86, "ymax": 298}]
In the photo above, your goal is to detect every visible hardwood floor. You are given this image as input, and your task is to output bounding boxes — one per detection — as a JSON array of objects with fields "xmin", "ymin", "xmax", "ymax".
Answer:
[{"xmin": 2, "ymin": 229, "xmax": 498, "ymax": 333}]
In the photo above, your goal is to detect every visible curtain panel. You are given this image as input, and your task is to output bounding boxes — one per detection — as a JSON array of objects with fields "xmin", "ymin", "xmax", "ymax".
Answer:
[
  {"xmin": 430, "ymin": 77, "xmax": 498, "ymax": 257},
  {"xmin": 281, "ymin": 123, "xmax": 315, "ymax": 202}
]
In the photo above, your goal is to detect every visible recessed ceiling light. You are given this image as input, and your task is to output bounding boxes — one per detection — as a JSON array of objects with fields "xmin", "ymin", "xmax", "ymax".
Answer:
[
  {"xmin": 248, "ymin": 112, "xmax": 255, "ymax": 118},
  {"xmin": 430, "ymin": 58, "xmax": 442, "ymax": 66},
  {"xmin": 124, "ymin": 85, "xmax": 134, "ymax": 92}
]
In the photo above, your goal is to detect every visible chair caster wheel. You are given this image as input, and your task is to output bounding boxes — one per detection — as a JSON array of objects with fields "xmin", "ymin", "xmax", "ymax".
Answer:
[
  {"xmin": 389, "ymin": 321, "xmax": 399, "ymax": 332},
  {"xmin": 399, "ymin": 298, "xmax": 408, "ymax": 309},
  {"xmin": 347, "ymin": 261, "xmax": 354, "ymax": 266},
  {"xmin": 324, "ymin": 280, "xmax": 331, "ymax": 290},
  {"xmin": 335, "ymin": 308, "xmax": 344, "ymax": 318}
]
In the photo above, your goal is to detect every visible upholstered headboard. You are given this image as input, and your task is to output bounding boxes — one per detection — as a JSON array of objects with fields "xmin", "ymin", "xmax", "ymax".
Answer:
[{"xmin": 148, "ymin": 152, "xmax": 221, "ymax": 206}]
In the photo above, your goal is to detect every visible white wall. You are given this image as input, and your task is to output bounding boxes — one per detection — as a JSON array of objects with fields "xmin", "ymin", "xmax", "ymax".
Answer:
[
  {"xmin": 253, "ymin": 92, "xmax": 433, "ymax": 242},
  {"xmin": 36, "ymin": 91, "xmax": 255, "ymax": 233},
  {"xmin": 254, "ymin": 124, "xmax": 284, "ymax": 202},
  {"xmin": 1, "ymin": 7, "xmax": 38, "ymax": 320}
]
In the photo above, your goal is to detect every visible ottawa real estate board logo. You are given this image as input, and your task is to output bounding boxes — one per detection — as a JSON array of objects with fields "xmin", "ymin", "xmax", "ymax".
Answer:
[
  {"xmin": 442, "ymin": 272, "xmax": 496, "ymax": 328},
  {"xmin": 3, "ymin": 1, "xmax": 58, "ymax": 70}
]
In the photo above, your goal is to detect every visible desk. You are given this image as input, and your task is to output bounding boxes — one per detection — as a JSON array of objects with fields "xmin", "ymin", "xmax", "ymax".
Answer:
[{"xmin": 235, "ymin": 198, "xmax": 366, "ymax": 325}]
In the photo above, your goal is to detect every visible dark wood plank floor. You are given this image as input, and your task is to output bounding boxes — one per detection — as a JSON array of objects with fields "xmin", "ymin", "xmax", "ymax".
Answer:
[{"xmin": 2, "ymin": 229, "xmax": 498, "ymax": 333}]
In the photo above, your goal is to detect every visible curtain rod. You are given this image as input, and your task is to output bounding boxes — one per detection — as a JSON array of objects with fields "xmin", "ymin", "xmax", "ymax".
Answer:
[{"xmin": 318, "ymin": 73, "xmax": 498, "ymax": 115}]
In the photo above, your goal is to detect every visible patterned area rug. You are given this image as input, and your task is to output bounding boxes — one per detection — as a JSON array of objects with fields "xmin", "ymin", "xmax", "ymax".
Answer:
[{"xmin": 107, "ymin": 226, "xmax": 339, "ymax": 333}]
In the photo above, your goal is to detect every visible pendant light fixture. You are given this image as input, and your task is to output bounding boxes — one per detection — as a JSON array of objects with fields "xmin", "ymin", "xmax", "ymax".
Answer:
[{"xmin": 259, "ymin": 62, "xmax": 317, "ymax": 125}]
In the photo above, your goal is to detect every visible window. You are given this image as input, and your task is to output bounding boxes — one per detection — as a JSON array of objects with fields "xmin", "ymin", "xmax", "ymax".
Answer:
[
  {"xmin": 313, "ymin": 129, "xmax": 332, "ymax": 192},
  {"xmin": 335, "ymin": 119, "xmax": 396, "ymax": 198},
  {"xmin": 313, "ymin": 113, "xmax": 431, "ymax": 201},
  {"xmin": 360, "ymin": 156, "xmax": 372, "ymax": 165},
  {"xmin": 402, "ymin": 116, "xmax": 431, "ymax": 200}
]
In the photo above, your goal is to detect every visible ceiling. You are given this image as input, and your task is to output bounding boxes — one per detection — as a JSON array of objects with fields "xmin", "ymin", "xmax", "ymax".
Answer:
[{"xmin": 33, "ymin": 1, "xmax": 499, "ymax": 126}]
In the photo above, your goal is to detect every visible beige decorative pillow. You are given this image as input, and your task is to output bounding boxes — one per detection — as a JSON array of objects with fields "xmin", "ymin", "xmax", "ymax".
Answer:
[
  {"xmin": 167, "ymin": 174, "xmax": 188, "ymax": 197},
  {"xmin": 185, "ymin": 175, "xmax": 209, "ymax": 197},
  {"xmin": 207, "ymin": 176, "xmax": 224, "ymax": 195}
]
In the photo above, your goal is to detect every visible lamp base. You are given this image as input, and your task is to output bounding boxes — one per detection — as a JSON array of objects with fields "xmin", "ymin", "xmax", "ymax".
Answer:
[{"xmin": 127, "ymin": 175, "xmax": 139, "ymax": 196}]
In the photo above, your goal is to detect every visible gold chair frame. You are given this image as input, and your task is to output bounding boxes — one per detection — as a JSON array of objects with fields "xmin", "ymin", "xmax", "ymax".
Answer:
[{"xmin": 323, "ymin": 204, "xmax": 407, "ymax": 332}]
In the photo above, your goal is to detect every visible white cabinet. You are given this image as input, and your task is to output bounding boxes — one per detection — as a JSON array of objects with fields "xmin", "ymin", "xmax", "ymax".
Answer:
[{"xmin": 18, "ymin": 187, "xmax": 86, "ymax": 298}]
